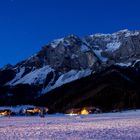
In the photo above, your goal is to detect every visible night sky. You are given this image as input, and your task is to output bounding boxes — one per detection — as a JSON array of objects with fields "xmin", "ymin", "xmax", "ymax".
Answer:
[{"xmin": 0, "ymin": 0, "xmax": 140, "ymax": 67}]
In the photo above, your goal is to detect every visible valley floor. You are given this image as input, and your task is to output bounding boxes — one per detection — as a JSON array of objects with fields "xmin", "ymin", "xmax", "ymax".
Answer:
[{"xmin": 0, "ymin": 110, "xmax": 140, "ymax": 140}]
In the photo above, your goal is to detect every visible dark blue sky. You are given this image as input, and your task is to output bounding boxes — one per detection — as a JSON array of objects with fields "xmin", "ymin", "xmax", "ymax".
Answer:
[{"xmin": 0, "ymin": 0, "xmax": 140, "ymax": 67}]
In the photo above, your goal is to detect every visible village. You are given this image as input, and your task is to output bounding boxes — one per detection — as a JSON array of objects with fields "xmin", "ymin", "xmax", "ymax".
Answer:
[{"xmin": 0, "ymin": 106, "xmax": 102, "ymax": 117}]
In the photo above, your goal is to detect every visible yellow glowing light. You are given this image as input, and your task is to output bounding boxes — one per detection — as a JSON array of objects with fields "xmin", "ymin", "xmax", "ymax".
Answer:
[
  {"xmin": 33, "ymin": 108, "xmax": 41, "ymax": 113},
  {"xmin": 81, "ymin": 108, "xmax": 89, "ymax": 115},
  {"xmin": 0, "ymin": 111, "xmax": 10, "ymax": 116}
]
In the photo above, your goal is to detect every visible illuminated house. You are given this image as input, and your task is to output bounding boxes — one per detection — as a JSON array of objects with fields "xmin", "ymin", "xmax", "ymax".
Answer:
[
  {"xmin": 66, "ymin": 107, "xmax": 92, "ymax": 115},
  {"xmin": 66, "ymin": 107, "xmax": 101, "ymax": 115},
  {"xmin": 81, "ymin": 108, "xmax": 90, "ymax": 115},
  {"xmin": 23, "ymin": 107, "xmax": 49, "ymax": 115},
  {"xmin": 0, "ymin": 110, "xmax": 11, "ymax": 116}
]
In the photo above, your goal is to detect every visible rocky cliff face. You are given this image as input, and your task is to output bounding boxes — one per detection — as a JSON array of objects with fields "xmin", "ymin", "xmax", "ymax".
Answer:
[
  {"xmin": 0, "ymin": 29, "xmax": 140, "ymax": 112},
  {"xmin": 85, "ymin": 29, "xmax": 140, "ymax": 64}
]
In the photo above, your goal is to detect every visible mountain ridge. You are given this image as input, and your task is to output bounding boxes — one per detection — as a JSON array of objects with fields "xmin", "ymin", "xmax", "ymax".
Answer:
[{"xmin": 0, "ymin": 29, "xmax": 140, "ymax": 112}]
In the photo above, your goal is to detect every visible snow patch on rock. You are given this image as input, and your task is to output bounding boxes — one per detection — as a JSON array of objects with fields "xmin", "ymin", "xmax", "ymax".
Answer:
[
  {"xmin": 43, "ymin": 69, "xmax": 92, "ymax": 94},
  {"xmin": 50, "ymin": 38, "xmax": 64, "ymax": 48},
  {"xmin": 91, "ymin": 33, "xmax": 111, "ymax": 37},
  {"xmin": 116, "ymin": 63, "xmax": 132, "ymax": 67},
  {"xmin": 106, "ymin": 42, "xmax": 121, "ymax": 52},
  {"xmin": 12, "ymin": 66, "xmax": 53, "ymax": 85},
  {"xmin": 94, "ymin": 50, "xmax": 108, "ymax": 62},
  {"xmin": 7, "ymin": 67, "xmax": 25, "ymax": 85},
  {"xmin": 80, "ymin": 44, "xmax": 90, "ymax": 52},
  {"xmin": 132, "ymin": 59, "xmax": 140, "ymax": 67}
]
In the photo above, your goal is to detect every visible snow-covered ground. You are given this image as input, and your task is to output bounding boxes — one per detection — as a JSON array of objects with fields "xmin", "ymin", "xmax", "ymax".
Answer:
[{"xmin": 0, "ymin": 110, "xmax": 140, "ymax": 140}]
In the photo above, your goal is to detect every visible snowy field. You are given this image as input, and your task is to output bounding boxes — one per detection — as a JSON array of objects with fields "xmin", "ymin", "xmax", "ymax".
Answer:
[{"xmin": 0, "ymin": 110, "xmax": 140, "ymax": 140}]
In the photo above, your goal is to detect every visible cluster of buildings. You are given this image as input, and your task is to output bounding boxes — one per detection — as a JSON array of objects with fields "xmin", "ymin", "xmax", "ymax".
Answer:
[
  {"xmin": 0, "ymin": 106, "xmax": 102, "ymax": 117},
  {"xmin": 0, "ymin": 107, "xmax": 49, "ymax": 117},
  {"xmin": 66, "ymin": 107, "xmax": 102, "ymax": 115}
]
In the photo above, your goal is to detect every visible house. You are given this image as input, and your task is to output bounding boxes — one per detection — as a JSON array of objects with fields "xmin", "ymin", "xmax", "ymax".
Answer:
[
  {"xmin": 0, "ymin": 109, "xmax": 11, "ymax": 116},
  {"xmin": 22, "ymin": 107, "xmax": 49, "ymax": 116},
  {"xmin": 66, "ymin": 107, "xmax": 91, "ymax": 115},
  {"xmin": 66, "ymin": 107, "xmax": 102, "ymax": 115}
]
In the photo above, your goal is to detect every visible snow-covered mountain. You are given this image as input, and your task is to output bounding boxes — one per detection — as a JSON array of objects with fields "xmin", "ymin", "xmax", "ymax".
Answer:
[{"xmin": 0, "ymin": 29, "xmax": 140, "ymax": 112}]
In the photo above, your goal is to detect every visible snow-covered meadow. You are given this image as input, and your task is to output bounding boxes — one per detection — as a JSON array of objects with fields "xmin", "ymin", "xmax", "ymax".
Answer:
[{"xmin": 0, "ymin": 110, "xmax": 140, "ymax": 140}]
